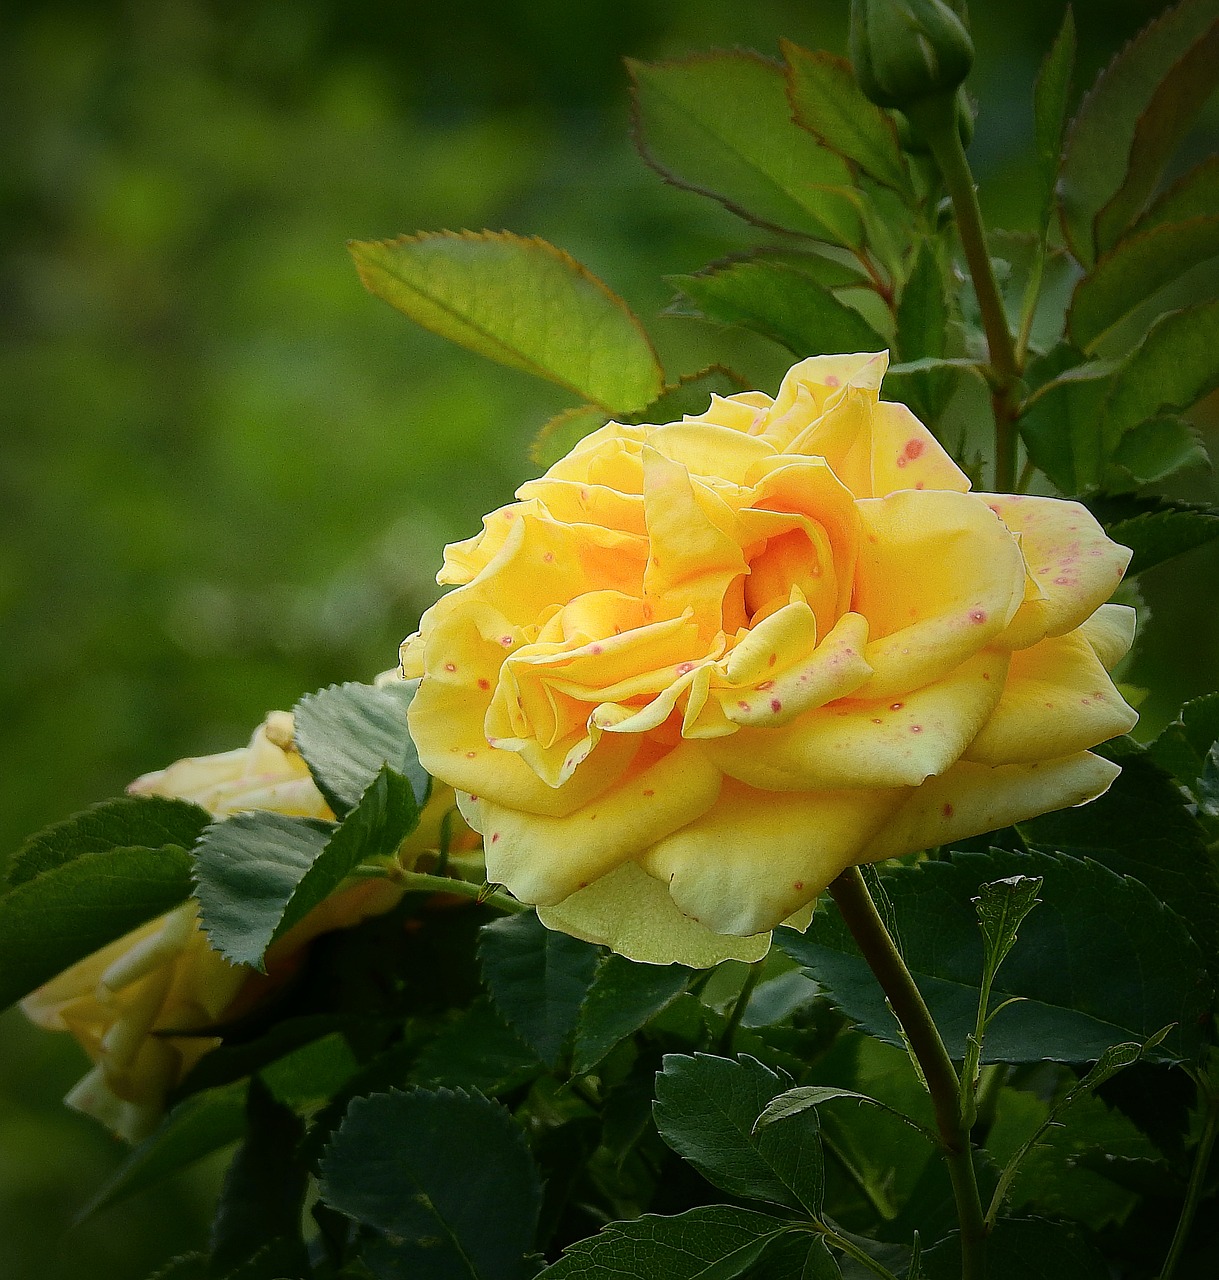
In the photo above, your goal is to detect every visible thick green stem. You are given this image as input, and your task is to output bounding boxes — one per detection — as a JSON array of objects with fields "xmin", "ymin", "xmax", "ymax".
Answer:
[
  {"xmin": 829, "ymin": 866, "xmax": 987, "ymax": 1279},
  {"xmin": 1160, "ymin": 1081, "xmax": 1218, "ymax": 1280},
  {"xmin": 720, "ymin": 959, "xmax": 766, "ymax": 1053},
  {"xmin": 908, "ymin": 96, "xmax": 1022, "ymax": 493},
  {"xmin": 349, "ymin": 864, "xmax": 528, "ymax": 914}
]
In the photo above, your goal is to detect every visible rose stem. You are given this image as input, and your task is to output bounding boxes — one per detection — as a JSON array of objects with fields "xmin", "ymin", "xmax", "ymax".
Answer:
[
  {"xmin": 1159, "ymin": 1070, "xmax": 1219, "ymax": 1280},
  {"xmin": 907, "ymin": 96, "xmax": 1022, "ymax": 495},
  {"xmin": 828, "ymin": 865, "xmax": 987, "ymax": 1280},
  {"xmin": 349, "ymin": 864, "xmax": 529, "ymax": 914},
  {"xmin": 719, "ymin": 958, "xmax": 766, "ymax": 1053}
]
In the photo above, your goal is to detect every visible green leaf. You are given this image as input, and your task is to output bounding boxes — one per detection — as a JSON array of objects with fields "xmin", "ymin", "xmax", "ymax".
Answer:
[
  {"xmin": 1094, "ymin": 17, "xmax": 1219, "ymax": 253},
  {"xmin": 1068, "ymin": 217, "xmax": 1219, "ymax": 351},
  {"xmin": 1020, "ymin": 738, "xmax": 1219, "ymax": 971},
  {"xmin": 752, "ymin": 1233, "xmax": 843, "ymax": 1280},
  {"xmin": 0, "ymin": 845, "xmax": 192, "ymax": 1009},
  {"xmin": 537, "ymin": 1205, "xmax": 796, "ymax": 1280},
  {"xmin": 1019, "ymin": 360, "xmax": 1116, "ymax": 493},
  {"xmin": 777, "ymin": 849, "xmax": 1212, "ymax": 1064},
  {"xmin": 1032, "ymin": 9, "xmax": 1077, "ymax": 231},
  {"xmin": 529, "ymin": 404, "xmax": 608, "ymax": 469},
  {"xmin": 319, "ymin": 1086, "xmax": 543, "ymax": 1280},
  {"xmin": 350, "ymin": 231, "xmax": 663, "ymax": 413},
  {"xmin": 411, "ymin": 998, "xmax": 543, "ymax": 1096},
  {"xmin": 6, "ymin": 795, "xmax": 210, "ymax": 889},
  {"xmin": 895, "ymin": 240, "xmax": 948, "ymax": 362},
  {"xmin": 209, "ymin": 1079, "xmax": 310, "ymax": 1279},
  {"xmin": 176, "ymin": 1013, "xmax": 351, "ymax": 1098},
  {"xmin": 77, "ymin": 1083, "xmax": 247, "ymax": 1221},
  {"xmin": 629, "ymin": 52, "xmax": 862, "ymax": 247},
  {"xmin": 1099, "ymin": 296, "xmax": 1219, "ymax": 435},
  {"xmin": 782, "ymin": 42, "xmax": 909, "ymax": 192},
  {"xmin": 1151, "ymin": 691, "xmax": 1219, "ymax": 787},
  {"xmin": 670, "ymin": 259, "xmax": 886, "ymax": 357},
  {"xmin": 1082, "ymin": 491, "xmax": 1219, "ymax": 575},
  {"xmin": 191, "ymin": 812, "xmax": 331, "ymax": 970},
  {"xmin": 276, "ymin": 765, "xmax": 418, "ymax": 938},
  {"xmin": 922, "ymin": 1215, "xmax": 1110, "ymax": 1279},
  {"xmin": 653, "ymin": 1053, "xmax": 823, "ymax": 1215},
  {"xmin": 145, "ymin": 1256, "xmax": 208, "ymax": 1280},
  {"xmin": 754, "ymin": 1085, "xmax": 936, "ymax": 1144},
  {"xmin": 975, "ymin": 876, "xmax": 1043, "ymax": 985},
  {"xmin": 259, "ymin": 1031, "xmax": 360, "ymax": 1109},
  {"xmin": 1059, "ymin": 0, "xmax": 1219, "ymax": 265},
  {"xmin": 1132, "ymin": 154, "xmax": 1219, "ymax": 236},
  {"xmin": 571, "ymin": 954, "xmax": 692, "ymax": 1075},
  {"xmin": 883, "ymin": 358, "xmax": 980, "ymax": 430},
  {"xmin": 293, "ymin": 680, "xmax": 429, "ymax": 817},
  {"xmin": 1110, "ymin": 415, "xmax": 1208, "ymax": 485},
  {"xmin": 478, "ymin": 912, "xmax": 603, "ymax": 1069}
]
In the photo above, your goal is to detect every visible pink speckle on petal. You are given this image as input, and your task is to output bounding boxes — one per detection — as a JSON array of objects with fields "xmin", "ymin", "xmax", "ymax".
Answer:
[
  {"xmin": 491, "ymin": 832, "xmax": 500, "ymax": 843},
  {"xmin": 1054, "ymin": 576, "xmax": 1072, "ymax": 585},
  {"xmin": 942, "ymin": 803, "xmax": 955, "ymax": 818},
  {"xmin": 444, "ymin": 662, "xmax": 457, "ymax": 672},
  {"xmin": 543, "ymin": 551, "xmax": 555, "ymax": 563},
  {"xmin": 643, "ymin": 788, "xmax": 655, "ymax": 797},
  {"xmin": 676, "ymin": 661, "xmax": 695, "ymax": 675},
  {"xmin": 910, "ymin": 725, "xmax": 923, "ymax": 734},
  {"xmin": 768, "ymin": 653, "xmax": 778, "ymax": 667},
  {"xmin": 871, "ymin": 718, "xmax": 883, "ymax": 724},
  {"xmin": 738, "ymin": 701, "xmax": 751, "ymax": 712},
  {"xmin": 793, "ymin": 881, "xmax": 804, "ymax": 891},
  {"xmin": 590, "ymin": 644, "xmax": 603, "ymax": 655},
  {"xmin": 757, "ymin": 679, "xmax": 775, "ymax": 691},
  {"xmin": 982, "ymin": 672, "xmax": 991, "ymax": 681},
  {"xmin": 770, "ymin": 698, "xmax": 782, "ymax": 713},
  {"xmin": 890, "ymin": 702, "xmax": 904, "ymax": 711},
  {"xmin": 915, "ymin": 481, "xmax": 925, "ymax": 489},
  {"xmin": 465, "ymin": 750, "xmax": 477, "ymax": 758},
  {"xmin": 468, "ymin": 794, "xmax": 478, "ymax": 802},
  {"xmin": 969, "ymin": 609, "xmax": 987, "ymax": 624},
  {"xmin": 500, "ymin": 635, "xmax": 514, "ymax": 647},
  {"xmin": 478, "ymin": 678, "xmax": 491, "ymax": 691},
  {"xmin": 824, "ymin": 375, "xmax": 840, "ymax": 387}
]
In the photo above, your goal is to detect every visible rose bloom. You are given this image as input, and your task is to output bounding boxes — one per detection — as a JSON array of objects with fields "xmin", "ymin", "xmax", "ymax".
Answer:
[
  {"xmin": 21, "ymin": 708, "xmax": 474, "ymax": 1142},
  {"xmin": 402, "ymin": 353, "xmax": 1137, "ymax": 967}
]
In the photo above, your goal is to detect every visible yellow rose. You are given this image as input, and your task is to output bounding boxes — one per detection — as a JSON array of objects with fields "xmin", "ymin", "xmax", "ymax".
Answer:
[
  {"xmin": 21, "ymin": 709, "xmax": 473, "ymax": 1141},
  {"xmin": 402, "ymin": 352, "xmax": 1137, "ymax": 967}
]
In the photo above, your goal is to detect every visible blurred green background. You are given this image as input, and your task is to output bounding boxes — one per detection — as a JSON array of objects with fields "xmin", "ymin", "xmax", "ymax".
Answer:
[{"xmin": 2, "ymin": 1, "xmax": 1215, "ymax": 1276}]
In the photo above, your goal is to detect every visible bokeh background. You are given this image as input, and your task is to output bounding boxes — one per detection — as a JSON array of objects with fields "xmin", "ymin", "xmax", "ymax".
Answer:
[{"xmin": 2, "ymin": 1, "xmax": 1215, "ymax": 1275}]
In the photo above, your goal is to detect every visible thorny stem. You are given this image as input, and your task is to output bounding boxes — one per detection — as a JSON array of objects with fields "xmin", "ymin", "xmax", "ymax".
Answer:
[
  {"xmin": 829, "ymin": 866, "xmax": 987, "ymax": 1280},
  {"xmin": 1159, "ymin": 1075, "xmax": 1219, "ymax": 1280},
  {"xmin": 909, "ymin": 96, "xmax": 1022, "ymax": 494}
]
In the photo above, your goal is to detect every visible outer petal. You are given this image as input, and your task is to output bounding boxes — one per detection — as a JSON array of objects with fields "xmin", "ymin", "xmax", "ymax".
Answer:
[
  {"xmin": 470, "ymin": 744, "xmax": 723, "ymax": 905},
  {"xmin": 983, "ymin": 494, "xmax": 1131, "ymax": 650},
  {"xmin": 1078, "ymin": 603, "xmax": 1137, "ymax": 671},
  {"xmin": 643, "ymin": 779, "xmax": 905, "ymax": 936},
  {"xmin": 964, "ymin": 629, "xmax": 1138, "ymax": 766},
  {"xmin": 706, "ymin": 648, "xmax": 1008, "ymax": 790},
  {"xmin": 861, "ymin": 751, "xmax": 1122, "ymax": 862},
  {"xmin": 866, "ymin": 400, "xmax": 973, "ymax": 497},
  {"xmin": 537, "ymin": 861, "xmax": 771, "ymax": 966},
  {"xmin": 853, "ymin": 490, "xmax": 1025, "ymax": 699}
]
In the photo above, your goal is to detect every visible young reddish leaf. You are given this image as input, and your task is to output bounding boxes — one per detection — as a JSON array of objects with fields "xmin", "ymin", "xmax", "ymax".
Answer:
[
  {"xmin": 1094, "ymin": 17, "xmax": 1219, "ymax": 252},
  {"xmin": 349, "ymin": 230, "xmax": 664, "ymax": 413},
  {"xmin": 629, "ymin": 52, "xmax": 864, "ymax": 248},
  {"xmin": 781, "ymin": 42, "xmax": 910, "ymax": 193},
  {"xmin": 1059, "ymin": 0, "xmax": 1218, "ymax": 266},
  {"xmin": 1068, "ymin": 216, "xmax": 1219, "ymax": 351}
]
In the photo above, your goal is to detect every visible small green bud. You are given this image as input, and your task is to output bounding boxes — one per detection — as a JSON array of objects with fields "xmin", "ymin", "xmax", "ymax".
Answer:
[{"xmin": 850, "ymin": 0, "xmax": 975, "ymax": 111}]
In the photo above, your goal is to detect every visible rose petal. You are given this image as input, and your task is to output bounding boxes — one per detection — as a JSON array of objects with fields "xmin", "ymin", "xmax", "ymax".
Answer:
[
  {"xmin": 537, "ymin": 861, "xmax": 770, "ymax": 967},
  {"xmin": 964, "ymin": 629, "xmax": 1138, "ymax": 765},
  {"xmin": 475, "ymin": 743, "xmax": 723, "ymax": 905},
  {"xmin": 516, "ymin": 476, "xmax": 648, "ymax": 537},
  {"xmin": 1078, "ymin": 603, "xmax": 1137, "ymax": 670},
  {"xmin": 647, "ymin": 419, "xmax": 777, "ymax": 483},
  {"xmin": 853, "ymin": 489, "xmax": 1025, "ymax": 699},
  {"xmin": 644, "ymin": 779, "xmax": 905, "ymax": 936},
  {"xmin": 861, "ymin": 751, "xmax": 1122, "ymax": 862},
  {"xmin": 706, "ymin": 647, "xmax": 1008, "ymax": 790},
  {"xmin": 866, "ymin": 400, "xmax": 973, "ymax": 497},
  {"xmin": 983, "ymin": 495, "xmax": 1132, "ymax": 650}
]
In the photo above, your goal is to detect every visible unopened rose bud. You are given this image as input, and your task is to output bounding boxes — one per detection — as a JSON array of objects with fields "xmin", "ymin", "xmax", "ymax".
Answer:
[{"xmin": 850, "ymin": 0, "xmax": 974, "ymax": 112}]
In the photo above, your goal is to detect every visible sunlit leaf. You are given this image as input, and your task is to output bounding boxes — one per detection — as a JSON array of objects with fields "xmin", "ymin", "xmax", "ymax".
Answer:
[
  {"xmin": 670, "ymin": 259, "xmax": 886, "ymax": 357},
  {"xmin": 350, "ymin": 231, "xmax": 664, "ymax": 412},
  {"xmin": 1110, "ymin": 415, "xmax": 1208, "ymax": 484},
  {"xmin": 782, "ymin": 42, "xmax": 909, "ymax": 192},
  {"xmin": 629, "ymin": 52, "xmax": 863, "ymax": 247}
]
